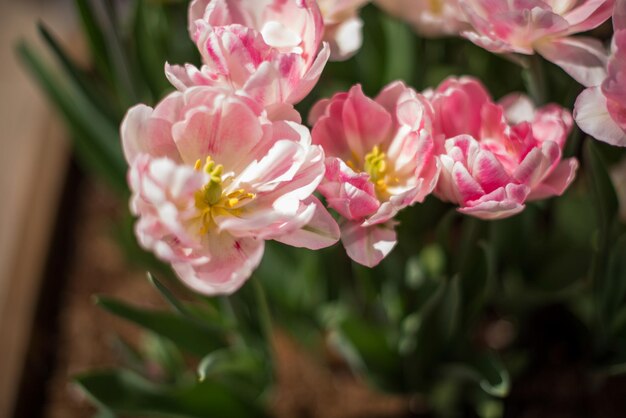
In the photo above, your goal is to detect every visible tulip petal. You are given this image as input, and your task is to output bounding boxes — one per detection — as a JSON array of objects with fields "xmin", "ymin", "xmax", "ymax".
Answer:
[
  {"xmin": 536, "ymin": 36, "xmax": 608, "ymax": 87},
  {"xmin": 274, "ymin": 196, "xmax": 341, "ymax": 249},
  {"xmin": 341, "ymin": 221, "xmax": 397, "ymax": 267},
  {"xmin": 574, "ymin": 87, "xmax": 626, "ymax": 146},
  {"xmin": 173, "ymin": 234, "xmax": 265, "ymax": 296}
]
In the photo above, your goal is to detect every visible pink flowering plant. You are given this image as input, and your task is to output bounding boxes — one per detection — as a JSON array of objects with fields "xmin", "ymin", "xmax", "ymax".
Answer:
[{"xmin": 19, "ymin": 0, "xmax": 626, "ymax": 416}]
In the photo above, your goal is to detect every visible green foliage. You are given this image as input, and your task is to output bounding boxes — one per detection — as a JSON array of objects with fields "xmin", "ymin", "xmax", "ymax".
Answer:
[{"xmin": 75, "ymin": 369, "xmax": 267, "ymax": 417}]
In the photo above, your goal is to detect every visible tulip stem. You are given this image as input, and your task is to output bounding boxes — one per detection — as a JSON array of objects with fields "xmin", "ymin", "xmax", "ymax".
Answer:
[
  {"xmin": 252, "ymin": 276, "xmax": 274, "ymax": 353},
  {"xmin": 523, "ymin": 55, "xmax": 548, "ymax": 105}
]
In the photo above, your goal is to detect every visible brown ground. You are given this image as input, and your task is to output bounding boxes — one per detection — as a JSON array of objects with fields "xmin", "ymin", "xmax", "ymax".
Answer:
[{"xmin": 41, "ymin": 180, "xmax": 411, "ymax": 418}]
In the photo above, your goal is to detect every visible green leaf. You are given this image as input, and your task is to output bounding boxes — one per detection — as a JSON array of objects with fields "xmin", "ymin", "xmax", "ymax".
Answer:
[
  {"xmin": 584, "ymin": 140, "xmax": 618, "ymax": 235},
  {"xmin": 16, "ymin": 42, "xmax": 127, "ymax": 193},
  {"xmin": 75, "ymin": 369, "xmax": 267, "ymax": 418},
  {"xmin": 442, "ymin": 354, "xmax": 510, "ymax": 398},
  {"xmin": 603, "ymin": 234, "xmax": 626, "ymax": 331},
  {"xmin": 133, "ymin": 0, "xmax": 171, "ymax": 98},
  {"xmin": 96, "ymin": 296, "xmax": 227, "ymax": 356},
  {"xmin": 197, "ymin": 348, "xmax": 268, "ymax": 399},
  {"xmin": 37, "ymin": 23, "xmax": 118, "ymax": 122},
  {"xmin": 148, "ymin": 274, "xmax": 195, "ymax": 319},
  {"xmin": 584, "ymin": 140, "xmax": 620, "ymax": 346},
  {"xmin": 381, "ymin": 15, "xmax": 415, "ymax": 84},
  {"xmin": 197, "ymin": 349, "xmax": 263, "ymax": 382},
  {"xmin": 143, "ymin": 333, "xmax": 186, "ymax": 381},
  {"xmin": 74, "ymin": 0, "xmax": 113, "ymax": 83},
  {"xmin": 474, "ymin": 354, "xmax": 510, "ymax": 398},
  {"xmin": 98, "ymin": 0, "xmax": 143, "ymax": 105}
]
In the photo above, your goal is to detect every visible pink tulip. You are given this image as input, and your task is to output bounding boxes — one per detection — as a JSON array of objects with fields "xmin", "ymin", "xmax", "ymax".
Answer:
[
  {"xmin": 166, "ymin": 0, "xmax": 330, "ymax": 108},
  {"xmin": 461, "ymin": 0, "xmax": 613, "ymax": 86},
  {"xmin": 575, "ymin": 0, "xmax": 626, "ymax": 146},
  {"xmin": 374, "ymin": 0, "xmax": 469, "ymax": 37},
  {"xmin": 318, "ymin": 0, "xmax": 369, "ymax": 60},
  {"xmin": 121, "ymin": 86, "xmax": 339, "ymax": 295},
  {"xmin": 310, "ymin": 82, "xmax": 440, "ymax": 267},
  {"xmin": 429, "ymin": 77, "xmax": 578, "ymax": 220}
]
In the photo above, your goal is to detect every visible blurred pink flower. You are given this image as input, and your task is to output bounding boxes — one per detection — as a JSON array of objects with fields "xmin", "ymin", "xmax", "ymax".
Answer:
[
  {"xmin": 318, "ymin": 0, "xmax": 369, "ymax": 60},
  {"xmin": 461, "ymin": 0, "xmax": 613, "ymax": 86},
  {"xmin": 575, "ymin": 0, "xmax": 626, "ymax": 146},
  {"xmin": 310, "ymin": 82, "xmax": 440, "ymax": 266},
  {"xmin": 428, "ymin": 77, "xmax": 578, "ymax": 220},
  {"xmin": 166, "ymin": 0, "xmax": 330, "ymax": 108},
  {"xmin": 374, "ymin": 0, "xmax": 469, "ymax": 37},
  {"xmin": 121, "ymin": 86, "xmax": 339, "ymax": 295}
]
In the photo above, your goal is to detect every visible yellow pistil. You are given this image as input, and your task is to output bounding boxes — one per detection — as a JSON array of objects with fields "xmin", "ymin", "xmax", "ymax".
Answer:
[
  {"xmin": 348, "ymin": 145, "xmax": 399, "ymax": 200},
  {"xmin": 193, "ymin": 157, "xmax": 255, "ymax": 234}
]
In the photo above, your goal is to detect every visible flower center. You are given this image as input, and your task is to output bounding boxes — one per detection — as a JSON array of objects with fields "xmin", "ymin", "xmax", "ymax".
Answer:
[
  {"xmin": 428, "ymin": 0, "xmax": 443, "ymax": 14},
  {"xmin": 193, "ymin": 156, "xmax": 255, "ymax": 234},
  {"xmin": 348, "ymin": 145, "xmax": 398, "ymax": 200}
]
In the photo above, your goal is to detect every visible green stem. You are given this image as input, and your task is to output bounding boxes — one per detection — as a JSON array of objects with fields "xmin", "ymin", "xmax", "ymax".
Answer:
[
  {"xmin": 219, "ymin": 296, "xmax": 246, "ymax": 348},
  {"xmin": 523, "ymin": 55, "xmax": 548, "ymax": 105},
  {"xmin": 252, "ymin": 277, "xmax": 274, "ymax": 354}
]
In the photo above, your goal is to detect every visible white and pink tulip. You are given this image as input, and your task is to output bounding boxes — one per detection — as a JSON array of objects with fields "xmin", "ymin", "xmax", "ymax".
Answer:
[
  {"xmin": 166, "ymin": 0, "xmax": 330, "ymax": 108},
  {"xmin": 428, "ymin": 77, "xmax": 578, "ymax": 220},
  {"xmin": 121, "ymin": 86, "xmax": 339, "ymax": 295},
  {"xmin": 461, "ymin": 0, "xmax": 614, "ymax": 87},
  {"xmin": 575, "ymin": 0, "xmax": 626, "ymax": 146},
  {"xmin": 310, "ymin": 82, "xmax": 440, "ymax": 267}
]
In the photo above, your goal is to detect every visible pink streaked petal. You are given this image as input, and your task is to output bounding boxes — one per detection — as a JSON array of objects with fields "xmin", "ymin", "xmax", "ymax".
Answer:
[
  {"xmin": 310, "ymin": 94, "xmax": 353, "ymax": 160},
  {"xmin": 326, "ymin": 16, "xmax": 364, "ymax": 61},
  {"xmin": 285, "ymin": 42, "xmax": 331, "ymax": 104},
  {"xmin": 363, "ymin": 185, "xmax": 424, "ymax": 226},
  {"xmin": 452, "ymin": 161, "xmax": 486, "ymax": 204},
  {"xmin": 273, "ymin": 196, "xmax": 341, "ymax": 249},
  {"xmin": 188, "ymin": 0, "xmax": 212, "ymax": 39},
  {"xmin": 615, "ymin": 0, "xmax": 626, "ymax": 31},
  {"xmin": 237, "ymin": 139, "xmax": 310, "ymax": 192},
  {"xmin": 342, "ymin": 84, "xmax": 393, "ymax": 157},
  {"xmin": 318, "ymin": 158, "xmax": 381, "ymax": 220},
  {"xmin": 471, "ymin": 150, "xmax": 512, "ymax": 194},
  {"xmin": 173, "ymin": 234, "xmax": 265, "ymax": 296},
  {"xmin": 459, "ymin": 183, "xmax": 530, "ymax": 220},
  {"xmin": 121, "ymin": 104, "xmax": 181, "ymax": 163},
  {"xmin": 264, "ymin": 103, "xmax": 302, "ymax": 123},
  {"xmin": 528, "ymin": 158, "xmax": 579, "ymax": 200},
  {"xmin": 563, "ymin": 0, "xmax": 614, "ymax": 33},
  {"xmin": 531, "ymin": 104, "xmax": 573, "ymax": 147},
  {"xmin": 462, "ymin": 30, "xmax": 530, "ymax": 54},
  {"xmin": 308, "ymin": 97, "xmax": 332, "ymax": 125},
  {"xmin": 340, "ymin": 221, "xmax": 397, "ymax": 267},
  {"xmin": 574, "ymin": 87, "xmax": 626, "ymax": 146},
  {"xmin": 535, "ymin": 37, "xmax": 608, "ymax": 87},
  {"xmin": 432, "ymin": 77, "xmax": 492, "ymax": 138},
  {"xmin": 375, "ymin": 80, "xmax": 410, "ymax": 114},
  {"xmin": 499, "ymin": 93, "xmax": 536, "ymax": 124},
  {"xmin": 172, "ymin": 91, "xmax": 264, "ymax": 170}
]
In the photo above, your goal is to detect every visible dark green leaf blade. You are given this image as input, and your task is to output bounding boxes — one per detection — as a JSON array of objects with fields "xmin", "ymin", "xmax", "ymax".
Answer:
[
  {"xmin": 95, "ymin": 296, "xmax": 227, "ymax": 356},
  {"xmin": 75, "ymin": 369, "xmax": 267, "ymax": 418}
]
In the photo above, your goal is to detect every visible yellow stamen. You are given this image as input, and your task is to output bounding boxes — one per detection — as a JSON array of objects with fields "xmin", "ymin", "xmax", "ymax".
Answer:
[
  {"xmin": 349, "ymin": 145, "xmax": 401, "ymax": 200},
  {"xmin": 364, "ymin": 145, "xmax": 388, "ymax": 183},
  {"xmin": 429, "ymin": 0, "xmax": 443, "ymax": 14},
  {"xmin": 193, "ymin": 156, "xmax": 256, "ymax": 234}
]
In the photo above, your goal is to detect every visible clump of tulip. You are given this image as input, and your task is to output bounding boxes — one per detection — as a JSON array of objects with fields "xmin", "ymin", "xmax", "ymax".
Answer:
[{"xmin": 117, "ymin": 0, "xmax": 599, "ymax": 294}]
